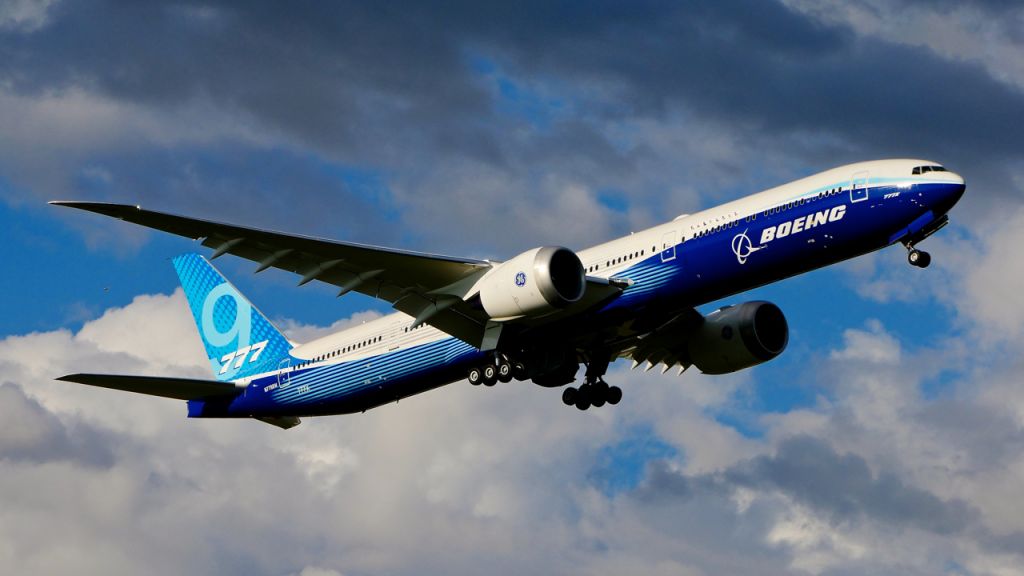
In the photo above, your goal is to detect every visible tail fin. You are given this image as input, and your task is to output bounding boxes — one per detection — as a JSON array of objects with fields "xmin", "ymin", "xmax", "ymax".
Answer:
[{"xmin": 172, "ymin": 253, "xmax": 293, "ymax": 381}]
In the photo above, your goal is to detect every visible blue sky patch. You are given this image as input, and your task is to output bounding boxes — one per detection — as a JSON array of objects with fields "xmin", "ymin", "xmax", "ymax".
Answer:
[{"xmin": 588, "ymin": 426, "xmax": 678, "ymax": 496}]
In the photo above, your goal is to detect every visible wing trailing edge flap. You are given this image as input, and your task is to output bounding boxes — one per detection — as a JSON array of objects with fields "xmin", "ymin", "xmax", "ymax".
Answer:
[
  {"xmin": 56, "ymin": 373, "xmax": 243, "ymax": 401},
  {"xmin": 626, "ymin": 308, "xmax": 703, "ymax": 374}
]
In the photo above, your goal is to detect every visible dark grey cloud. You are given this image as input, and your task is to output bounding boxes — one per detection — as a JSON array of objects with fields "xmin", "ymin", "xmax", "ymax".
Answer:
[
  {"xmin": 726, "ymin": 435, "xmax": 975, "ymax": 535},
  {"xmin": 3, "ymin": 0, "xmax": 1021, "ymax": 200},
  {"xmin": 72, "ymin": 146, "xmax": 408, "ymax": 244},
  {"xmin": 0, "ymin": 0, "xmax": 1016, "ymax": 261},
  {"xmin": 0, "ymin": 0, "xmax": 495, "ymax": 163},
  {"xmin": 633, "ymin": 434, "xmax": 976, "ymax": 539},
  {"xmin": 894, "ymin": 0, "xmax": 1024, "ymax": 15},
  {"xmin": 0, "ymin": 382, "xmax": 116, "ymax": 467},
  {"xmin": 478, "ymin": 1, "xmax": 1024, "ymax": 171}
]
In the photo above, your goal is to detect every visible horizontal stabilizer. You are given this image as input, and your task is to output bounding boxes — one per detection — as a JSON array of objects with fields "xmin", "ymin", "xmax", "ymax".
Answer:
[{"xmin": 56, "ymin": 373, "xmax": 243, "ymax": 401}]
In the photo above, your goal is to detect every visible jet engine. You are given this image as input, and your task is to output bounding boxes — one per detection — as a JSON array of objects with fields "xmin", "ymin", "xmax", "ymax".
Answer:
[
  {"xmin": 688, "ymin": 301, "xmax": 789, "ymax": 374},
  {"xmin": 477, "ymin": 246, "xmax": 585, "ymax": 320}
]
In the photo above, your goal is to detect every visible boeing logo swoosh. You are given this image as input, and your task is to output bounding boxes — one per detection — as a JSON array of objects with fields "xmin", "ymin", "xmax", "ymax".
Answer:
[{"xmin": 731, "ymin": 230, "xmax": 765, "ymax": 265}]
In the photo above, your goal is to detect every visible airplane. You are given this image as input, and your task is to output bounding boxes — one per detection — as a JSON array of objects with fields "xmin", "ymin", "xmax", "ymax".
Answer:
[{"xmin": 51, "ymin": 159, "xmax": 965, "ymax": 429}]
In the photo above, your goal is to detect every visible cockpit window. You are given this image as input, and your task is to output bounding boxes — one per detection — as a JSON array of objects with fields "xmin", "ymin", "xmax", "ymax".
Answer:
[{"xmin": 912, "ymin": 165, "xmax": 946, "ymax": 175}]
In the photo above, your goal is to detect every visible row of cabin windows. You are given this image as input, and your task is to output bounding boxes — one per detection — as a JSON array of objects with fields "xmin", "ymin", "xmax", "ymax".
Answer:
[
  {"xmin": 689, "ymin": 211, "xmax": 741, "ymax": 237},
  {"xmin": 692, "ymin": 219, "xmax": 739, "ymax": 238},
  {"xmin": 586, "ymin": 250, "xmax": 646, "ymax": 273},
  {"xmin": 912, "ymin": 165, "xmax": 946, "ymax": 175},
  {"xmin": 402, "ymin": 324, "xmax": 427, "ymax": 333},
  {"xmin": 299, "ymin": 335, "xmax": 383, "ymax": 367},
  {"xmin": 762, "ymin": 187, "xmax": 842, "ymax": 218},
  {"xmin": 689, "ymin": 186, "xmax": 847, "ymax": 241}
]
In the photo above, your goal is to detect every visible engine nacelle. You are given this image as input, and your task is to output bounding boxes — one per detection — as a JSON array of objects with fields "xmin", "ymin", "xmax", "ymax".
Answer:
[
  {"xmin": 688, "ymin": 301, "xmax": 789, "ymax": 374},
  {"xmin": 477, "ymin": 246, "xmax": 586, "ymax": 320}
]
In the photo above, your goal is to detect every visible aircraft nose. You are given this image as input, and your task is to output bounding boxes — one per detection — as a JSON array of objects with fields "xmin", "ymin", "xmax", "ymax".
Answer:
[{"xmin": 931, "ymin": 171, "xmax": 966, "ymax": 215}]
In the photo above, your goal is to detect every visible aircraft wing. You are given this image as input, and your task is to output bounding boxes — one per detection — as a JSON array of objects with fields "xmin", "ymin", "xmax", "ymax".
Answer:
[
  {"xmin": 50, "ymin": 202, "xmax": 624, "ymax": 348},
  {"xmin": 57, "ymin": 373, "xmax": 243, "ymax": 400}
]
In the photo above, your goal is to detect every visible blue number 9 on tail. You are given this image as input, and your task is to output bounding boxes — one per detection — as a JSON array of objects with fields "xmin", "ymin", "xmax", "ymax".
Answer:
[{"xmin": 172, "ymin": 253, "xmax": 293, "ymax": 381}]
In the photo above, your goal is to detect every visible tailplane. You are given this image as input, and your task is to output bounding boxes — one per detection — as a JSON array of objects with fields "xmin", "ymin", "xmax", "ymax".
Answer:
[{"xmin": 172, "ymin": 253, "xmax": 293, "ymax": 381}]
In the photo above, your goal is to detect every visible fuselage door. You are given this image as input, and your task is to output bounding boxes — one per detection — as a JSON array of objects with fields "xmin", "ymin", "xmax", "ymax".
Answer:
[
  {"xmin": 277, "ymin": 358, "xmax": 291, "ymax": 389},
  {"xmin": 661, "ymin": 230, "xmax": 678, "ymax": 262},
  {"xmin": 851, "ymin": 170, "xmax": 870, "ymax": 203}
]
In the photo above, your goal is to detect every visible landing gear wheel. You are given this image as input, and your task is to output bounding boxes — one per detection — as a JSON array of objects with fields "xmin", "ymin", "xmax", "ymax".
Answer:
[
  {"xmin": 482, "ymin": 364, "xmax": 498, "ymax": 386},
  {"xmin": 562, "ymin": 386, "xmax": 578, "ymax": 406},
  {"xmin": 590, "ymin": 380, "xmax": 608, "ymax": 408},
  {"xmin": 575, "ymin": 383, "xmax": 592, "ymax": 411},
  {"xmin": 497, "ymin": 361, "xmax": 514, "ymax": 383},
  {"xmin": 607, "ymin": 386, "xmax": 622, "ymax": 405},
  {"xmin": 468, "ymin": 367, "xmax": 483, "ymax": 386},
  {"xmin": 512, "ymin": 362, "xmax": 528, "ymax": 381},
  {"xmin": 908, "ymin": 249, "xmax": 931, "ymax": 268}
]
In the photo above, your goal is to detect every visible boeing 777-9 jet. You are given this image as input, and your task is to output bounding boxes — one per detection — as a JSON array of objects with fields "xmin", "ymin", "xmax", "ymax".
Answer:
[{"xmin": 52, "ymin": 159, "xmax": 965, "ymax": 429}]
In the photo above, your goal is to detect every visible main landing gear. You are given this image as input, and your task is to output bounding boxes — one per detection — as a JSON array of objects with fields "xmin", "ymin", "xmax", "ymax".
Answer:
[
  {"xmin": 561, "ymin": 378, "xmax": 622, "ymax": 411},
  {"xmin": 561, "ymin": 352, "xmax": 621, "ymax": 411},
  {"xmin": 467, "ymin": 356, "xmax": 525, "ymax": 387},
  {"xmin": 468, "ymin": 349, "xmax": 625, "ymax": 411}
]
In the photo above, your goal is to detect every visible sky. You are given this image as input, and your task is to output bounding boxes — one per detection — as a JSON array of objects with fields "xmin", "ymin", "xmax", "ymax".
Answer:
[{"xmin": 2, "ymin": 1, "xmax": 1024, "ymax": 574}]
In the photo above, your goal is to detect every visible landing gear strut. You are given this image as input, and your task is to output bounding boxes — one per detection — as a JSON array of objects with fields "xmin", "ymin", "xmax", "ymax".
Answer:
[
  {"xmin": 902, "ymin": 214, "xmax": 947, "ymax": 269},
  {"xmin": 561, "ymin": 352, "xmax": 621, "ymax": 411}
]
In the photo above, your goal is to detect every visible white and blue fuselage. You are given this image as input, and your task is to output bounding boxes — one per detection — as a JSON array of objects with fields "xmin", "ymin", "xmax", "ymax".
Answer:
[{"xmin": 186, "ymin": 159, "xmax": 965, "ymax": 420}]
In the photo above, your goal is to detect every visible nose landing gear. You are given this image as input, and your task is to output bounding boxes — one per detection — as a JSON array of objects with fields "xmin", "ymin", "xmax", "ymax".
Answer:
[{"xmin": 902, "ymin": 214, "xmax": 947, "ymax": 269}]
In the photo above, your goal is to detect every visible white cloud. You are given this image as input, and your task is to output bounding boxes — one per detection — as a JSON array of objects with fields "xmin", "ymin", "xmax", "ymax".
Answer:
[
  {"xmin": 783, "ymin": 0, "xmax": 1024, "ymax": 92},
  {"xmin": 829, "ymin": 319, "xmax": 901, "ymax": 364},
  {"xmin": 279, "ymin": 310, "xmax": 385, "ymax": 344},
  {"xmin": 952, "ymin": 206, "xmax": 1024, "ymax": 343}
]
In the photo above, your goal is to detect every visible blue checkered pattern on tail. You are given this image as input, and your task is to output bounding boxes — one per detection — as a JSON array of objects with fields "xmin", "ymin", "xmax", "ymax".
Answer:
[{"xmin": 172, "ymin": 253, "xmax": 293, "ymax": 381}]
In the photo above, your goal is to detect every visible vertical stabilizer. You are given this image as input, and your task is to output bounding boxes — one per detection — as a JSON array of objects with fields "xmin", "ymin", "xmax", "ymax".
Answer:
[{"xmin": 172, "ymin": 253, "xmax": 293, "ymax": 381}]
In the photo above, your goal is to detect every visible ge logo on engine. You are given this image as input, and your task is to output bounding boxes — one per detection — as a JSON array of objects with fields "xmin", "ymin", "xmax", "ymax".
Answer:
[{"xmin": 514, "ymin": 271, "xmax": 527, "ymax": 287}]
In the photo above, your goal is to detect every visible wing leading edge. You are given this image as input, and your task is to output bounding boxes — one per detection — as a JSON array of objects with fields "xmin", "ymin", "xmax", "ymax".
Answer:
[{"xmin": 50, "ymin": 201, "xmax": 496, "ymax": 345}]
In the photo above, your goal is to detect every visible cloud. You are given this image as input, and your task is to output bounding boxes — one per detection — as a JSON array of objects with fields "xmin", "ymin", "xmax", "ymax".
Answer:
[
  {"xmin": 727, "ymin": 435, "xmax": 975, "ymax": 534},
  {"xmin": 291, "ymin": 569, "xmax": 344, "ymax": 576},
  {"xmin": 3, "ymin": 0, "xmax": 1019, "ymax": 257},
  {"xmin": 0, "ymin": 0, "xmax": 58, "ymax": 32},
  {"xmin": 5, "ymin": 2, "xmax": 1024, "ymax": 575},
  {"xmin": 0, "ymin": 274, "xmax": 1022, "ymax": 574},
  {"xmin": 279, "ymin": 310, "xmax": 385, "ymax": 344},
  {"xmin": 0, "ymin": 382, "xmax": 116, "ymax": 467}
]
